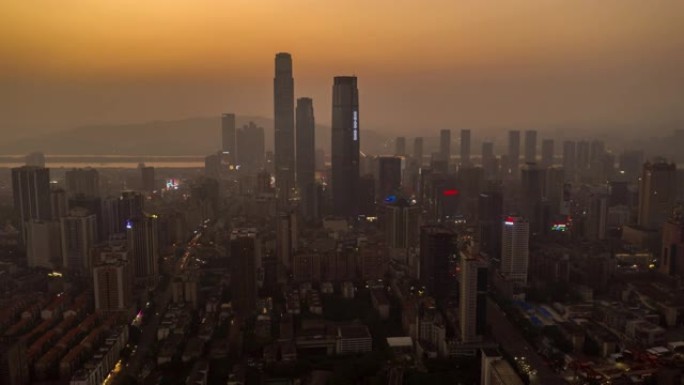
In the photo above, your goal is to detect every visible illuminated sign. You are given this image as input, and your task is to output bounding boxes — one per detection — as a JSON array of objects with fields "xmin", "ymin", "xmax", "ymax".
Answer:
[
  {"xmin": 384, "ymin": 195, "xmax": 397, "ymax": 203},
  {"xmin": 126, "ymin": 220, "xmax": 133, "ymax": 230},
  {"xmin": 504, "ymin": 221, "xmax": 515, "ymax": 226},
  {"xmin": 165, "ymin": 179, "xmax": 179, "ymax": 190},
  {"xmin": 551, "ymin": 223, "xmax": 568, "ymax": 232},
  {"xmin": 443, "ymin": 189, "xmax": 459, "ymax": 197},
  {"xmin": 353, "ymin": 110, "xmax": 358, "ymax": 141}
]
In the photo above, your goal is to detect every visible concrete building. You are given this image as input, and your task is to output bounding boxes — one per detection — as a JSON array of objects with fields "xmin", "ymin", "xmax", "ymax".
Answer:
[
  {"xmin": 26, "ymin": 220, "xmax": 61, "ymax": 269},
  {"xmin": 638, "ymin": 161, "xmax": 677, "ymax": 229},
  {"xmin": 500, "ymin": 216, "xmax": 529, "ymax": 285},
  {"xmin": 459, "ymin": 255, "xmax": 488, "ymax": 343},
  {"xmin": 331, "ymin": 76, "xmax": 360, "ymax": 216},
  {"xmin": 274, "ymin": 53, "xmax": 296, "ymax": 201},
  {"xmin": 61, "ymin": 208, "xmax": 97, "ymax": 275},
  {"xmin": 93, "ymin": 258, "xmax": 132, "ymax": 312}
]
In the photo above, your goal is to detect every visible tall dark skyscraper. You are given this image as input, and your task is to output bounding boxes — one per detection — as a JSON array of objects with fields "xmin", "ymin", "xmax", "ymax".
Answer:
[
  {"xmin": 65, "ymin": 168, "xmax": 100, "ymax": 198},
  {"xmin": 127, "ymin": 214, "xmax": 159, "ymax": 283},
  {"xmin": 296, "ymin": 97, "xmax": 316, "ymax": 220},
  {"xmin": 524, "ymin": 130, "xmax": 537, "ymax": 163},
  {"xmin": 237, "ymin": 121, "xmax": 266, "ymax": 171},
  {"xmin": 439, "ymin": 129, "xmax": 451, "ymax": 163},
  {"xmin": 12, "ymin": 166, "xmax": 51, "ymax": 241},
  {"xmin": 460, "ymin": 129, "xmax": 471, "ymax": 168},
  {"xmin": 331, "ymin": 76, "xmax": 360, "ymax": 216},
  {"xmin": 395, "ymin": 136, "xmax": 406, "ymax": 156},
  {"xmin": 377, "ymin": 156, "xmax": 402, "ymax": 200},
  {"xmin": 562, "ymin": 140, "xmax": 576, "ymax": 181},
  {"xmin": 481, "ymin": 141, "xmax": 496, "ymax": 178},
  {"xmin": 221, "ymin": 113, "xmax": 237, "ymax": 164},
  {"xmin": 231, "ymin": 228, "xmax": 260, "ymax": 316},
  {"xmin": 413, "ymin": 137, "xmax": 424, "ymax": 166},
  {"xmin": 541, "ymin": 139, "xmax": 554, "ymax": 168},
  {"xmin": 274, "ymin": 53, "xmax": 295, "ymax": 198},
  {"xmin": 507, "ymin": 130, "xmax": 521, "ymax": 178},
  {"xmin": 420, "ymin": 225, "xmax": 457, "ymax": 299}
]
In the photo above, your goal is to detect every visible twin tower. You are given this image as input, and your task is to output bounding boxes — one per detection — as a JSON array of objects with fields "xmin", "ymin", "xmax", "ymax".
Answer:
[{"xmin": 273, "ymin": 53, "xmax": 359, "ymax": 216}]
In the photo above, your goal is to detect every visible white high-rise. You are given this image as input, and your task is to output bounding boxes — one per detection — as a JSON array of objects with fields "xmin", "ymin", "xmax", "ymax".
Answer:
[{"xmin": 500, "ymin": 216, "xmax": 529, "ymax": 284}]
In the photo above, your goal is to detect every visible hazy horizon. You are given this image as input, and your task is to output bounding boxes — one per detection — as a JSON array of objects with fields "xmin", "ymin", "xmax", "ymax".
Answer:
[{"xmin": 2, "ymin": 0, "xmax": 683, "ymax": 142}]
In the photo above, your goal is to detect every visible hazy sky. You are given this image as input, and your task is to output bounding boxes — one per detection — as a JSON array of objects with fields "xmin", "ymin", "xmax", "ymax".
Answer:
[{"xmin": 1, "ymin": 0, "xmax": 683, "ymax": 140}]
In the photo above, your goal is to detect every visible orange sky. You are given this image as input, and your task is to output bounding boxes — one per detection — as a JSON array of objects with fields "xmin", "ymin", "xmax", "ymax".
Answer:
[{"xmin": 1, "ymin": 0, "xmax": 683, "ymax": 138}]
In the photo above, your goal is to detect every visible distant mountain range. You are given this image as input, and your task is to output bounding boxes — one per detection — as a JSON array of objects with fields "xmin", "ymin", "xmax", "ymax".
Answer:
[{"xmin": 0, "ymin": 116, "xmax": 396, "ymax": 156}]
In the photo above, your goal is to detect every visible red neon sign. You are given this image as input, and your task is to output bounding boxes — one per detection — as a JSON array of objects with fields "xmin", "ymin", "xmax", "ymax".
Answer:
[{"xmin": 443, "ymin": 189, "xmax": 459, "ymax": 197}]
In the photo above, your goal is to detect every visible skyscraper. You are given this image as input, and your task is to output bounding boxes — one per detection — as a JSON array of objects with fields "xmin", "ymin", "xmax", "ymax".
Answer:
[
  {"xmin": 377, "ymin": 156, "xmax": 402, "ymax": 200},
  {"xmin": 140, "ymin": 166, "xmax": 155, "ymax": 192},
  {"xmin": 93, "ymin": 258, "xmax": 132, "ymax": 312},
  {"xmin": 26, "ymin": 220, "xmax": 61, "ymax": 269},
  {"xmin": 237, "ymin": 121, "xmax": 266, "ymax": 171},
  {"xmin": 524, "ymin": 130, "xmax": 537, "ymax": 163},
  {"xmin": 541, "ymin": 139, "xmax": 554, "ymax": 168},
  {"xmin": 521, "ymin": 163, "xmax": 547, "ymax": 234},
  {"xmin": 507, "ymin": 131, "xmax": 520, "ymax": 178},
  {"xmin": 231, "ymin": 228, "xmax": 261, "ymax": 316},
  {"xmin": 439, "ymin": 129, "xmax": 451, "ymax": 163},
  {"xmin": 562, "ymin": 140, "xmax": 576, "ymax": 181},
  {"xmin": 413, "ymin": 137, "xmax": 424, "ymax": 166},
  {"xmin": 65, "ymin": 168, "xmax": 100, "ymax": 198},
  {"xmin": 419, "ymin": 226, "xmax": 457, "ymax": 299},
  {"xmin": 460, "ymin": 129, "xmax": 471, "ymax": 168},
  {"xmin": 127, "ymin": 214, "xmax": 159, "ymax": 283},
  {"xmin": 478, "ymin": 190, "xmax": 503, "ymax": 257},
  {"xmin": 296, "ymin": 97, "xmax": 316, "ymax": 220},
  {"xmin": 660, "ymin": 209, "xmax": 684, "ymax": 276},
  {"xmin": 60, "ymin": 208, "xmax": 97, "ymax": 275},
  {"xmin": 501, "ymin": 216, "xmax": 529, "ymax": 285},
  {"xmin": 395, "ymin": 137, "xmax": 406, "ymax": 157},
  {"xmin": 331, "ymin": 76, "xmax": 360, "ymax": 216},
  {"xmin": 221, "ymin": 113, "xmax": 237, "ymax": 164},
  {"xmin": 12, "ymin": 166, "xmax": 51, "ymax": 240},
  {"xmin": 638, "ymin": 161, "xmax": 677, "ymax": 229},
  {"xmin": 481, "ymin": 141, "xmax": 496, "ymax": 178},
  {"xmin": 459, "ymin": 254, "xmax": 488, "ymax": 343},
  {"xmin": 382, "ymin": 198, "xmax": 421, "ymax": 249},
  {"xmin": 274, "ymin": 53, "xmax": 295, "ymax": 198}
]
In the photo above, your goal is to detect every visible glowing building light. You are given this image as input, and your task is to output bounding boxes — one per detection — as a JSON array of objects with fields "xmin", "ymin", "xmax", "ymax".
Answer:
[{"xmin": 443, "ymin": 189, "xmax": 459, "ymax": 197}]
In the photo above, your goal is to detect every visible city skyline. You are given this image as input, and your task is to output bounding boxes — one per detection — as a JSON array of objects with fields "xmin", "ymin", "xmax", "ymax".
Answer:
[{"xmin": 1, "ymin": 1, "xmax": 683, "ymax": 142}]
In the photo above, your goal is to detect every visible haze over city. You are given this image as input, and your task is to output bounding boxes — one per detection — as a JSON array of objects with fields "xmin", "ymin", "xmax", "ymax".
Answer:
[{"xmin": 2, "ymin": 0, "xmax": 683, "ymax": 143}]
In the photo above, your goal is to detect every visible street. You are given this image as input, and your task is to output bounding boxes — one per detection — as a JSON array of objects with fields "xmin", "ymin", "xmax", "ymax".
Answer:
[{"xmin": 487, "ymin": 298, "xmax": 566, "ymax": 385}]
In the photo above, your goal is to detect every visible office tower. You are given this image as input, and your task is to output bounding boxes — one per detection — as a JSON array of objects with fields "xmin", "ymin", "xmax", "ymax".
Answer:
[
  {"xmin": 127, "ymin": 214, "xmax": 159, "ymax": 282},
  {"xmin": 590, "ymin": 140, "xmax": 605, "ymax": 165},
  {"xmin": 459, "ymin": 255, "xmax": 488, "ymax": 343},
  {"xmin": 521, "ymin": 163, "xmax": 546, "ymax": 234},
  {"xmin": 395, "ymin": 136, "xmax": 406, "ymax": 156},
  {"xmin": 118, "ymin": 191, "xmax": 144, "ymax": 229},
  {"xmin": 204, "ymin": 152, "xmax": 221, "ymax": 179},
  {"xmin": 25, "ymin": 152, "xmax": 45, "ymax": 168},
  {"xmin": 65, "ymin": 168, "xmax": 99, "ymax": 198},
  {"xmin": 460, "ymin": 129, "xmax": 471, "ymax": 168},
  {"xmin": 377, "ymin": 156, "xmax": 402, "ymax": 200},
  {"xmin": 382, "ymin": 198, "xmax": 420, "ymax": 249},
  {"xmin": 562, "ymin": 140, "xmax": 576, "ymax": 177},
  {"xmin": 237, "ymin": 121, "xmax": 266, "ymax": 171},
  {"xmin": 50, "ymin": 187, "xmax": 68, "ymax": 219},
  {"xmin": 524, "ymin": 130, "xmax": 537, "ymax": 163},
  {"xmin": 419, "ymin": 226, "xmax": 457, "ymax": 299},
  {"xmin": 100, "ymin": 197, "xmax": 121, "ymax": 241},
  {"xmin": 501, "ymin": 216, "xmax": 529, "ymax": 285},
  {"xmin": 277, "ymin": 210, "xmax": 298, "ymax": 273},
  {"xmin": 60, "ymin": 208, "xmax": 97, "ymax": 274},
  {"xmin": 638, "ymin": 161, "xmax": 677, "ymax": 229},
  {"xmin": 478, "ymin": 190, "xmax": 503, "ymax": 257},
  {"xmin": 545, "ymin": 167, "xmax": 565, "ymax": 216},
  {"xmin": 439, "ymin": 129, "xmax": 451, "ymax": 163},
  {"xmin": 140, "ymin": 166, "xmax": 155, "ymax": 192},
  {"xmin": 541, "ymin": 139, "xmax": 554, "ymax": 168},
  {"xmin": 506, "ymin": 131, "xmax": 520, "ymax": 178},
  {"xmin": 0, "ymin": 338, "xmax": 29, "ymax": 385},
  {"xmin": 618, "ymin": 150, "xmax": 644, "ymax": 181},
  {"xmin": 231, "ymin": 228, "xmax": 260, "ymax": 316},
  {"xmin": 221, "ymin": 113, "xmax": 237, "ymax": 164},
  {"xmin": 69, "ymin": 195, "xmax": 102, "ymax": 242},
  {"xmin": 586, "ymin": 194, "xmax": 609, "ymax": 240},
  {"xmin": 481, "ymin": 141, "xmax": 496, "ymax": 178},
  {"xmin": 331, "ymin": 76, "xmax": 360, "ymax": 216},
  {"xmin": 413, "ymin": 137, "xmax": 424, "ymax": 166},
  {"xmin": 274, "ymin": 53, "xmax": 295, "ymax": 198},
  {"xmin": 26, "ymin": 220, "xmax": 61, "ymax": 269},
  {"xmin": 576, "ymin": 140, "xmax": 590, "ymax": 175},
  {"xmin": 93, "ymin": 258, "xmax": 132, "ymax": 312},
  {"xmin": 12, "ymin": 166, "xmax": 51, "ymax": 239},
  {"xmin": 660, "ymin": 209, "xmax": 684, "ymax": 276},
  {"xmin": 296, "ymin": 97, "xmax": 316, "ymax": 220}
]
